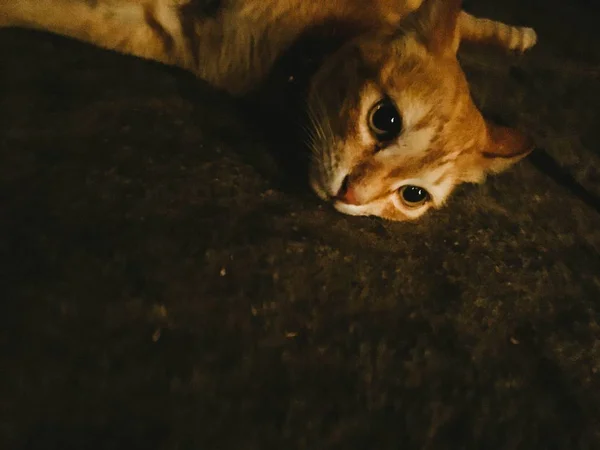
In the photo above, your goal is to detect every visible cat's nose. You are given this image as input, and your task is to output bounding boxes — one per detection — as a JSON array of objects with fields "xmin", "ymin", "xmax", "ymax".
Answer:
[{"xmin": 335, "ymin": 175, "xmax": 359, "ymax": 205}]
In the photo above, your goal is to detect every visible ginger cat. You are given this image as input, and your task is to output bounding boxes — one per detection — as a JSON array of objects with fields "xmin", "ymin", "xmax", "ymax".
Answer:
[{"xmin": 0, "ymin": 0, "xmax": 538, "ymax": 221}]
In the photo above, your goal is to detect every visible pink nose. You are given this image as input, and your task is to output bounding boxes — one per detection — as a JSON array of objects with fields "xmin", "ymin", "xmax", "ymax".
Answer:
[{"xmin": 336, "ymin": 176, "xmax": 360, "ymax": 205}]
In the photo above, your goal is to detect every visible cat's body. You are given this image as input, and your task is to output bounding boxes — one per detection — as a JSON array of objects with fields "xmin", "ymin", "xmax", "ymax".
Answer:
[{"xmin": 0, "ymin": 0, "xmax": 538, "ymax": 221}]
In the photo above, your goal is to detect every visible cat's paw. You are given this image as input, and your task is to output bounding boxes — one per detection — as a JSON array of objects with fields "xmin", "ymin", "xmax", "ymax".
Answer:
[
  {"xmin": 404, "ymin": 0, "xmax": 425, "ymax": 13},
  {"xmin": 512, "ymin": 26, "xmax": 537, "ymax": 52},
  {"xmin": 376, "ymin": 0, "xmax": 424, "ymax": 25}
]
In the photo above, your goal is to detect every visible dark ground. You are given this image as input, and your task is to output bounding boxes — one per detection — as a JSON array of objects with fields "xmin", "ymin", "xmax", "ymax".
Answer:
[{"xmin": 1, "ymin": 1, "xmax": 600, "ymax": 449}]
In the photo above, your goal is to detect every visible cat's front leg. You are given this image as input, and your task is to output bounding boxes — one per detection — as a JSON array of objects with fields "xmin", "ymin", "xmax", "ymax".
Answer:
[{"xmin": 0, "ymin": 0, "xmax": 192, "ymax": 66}]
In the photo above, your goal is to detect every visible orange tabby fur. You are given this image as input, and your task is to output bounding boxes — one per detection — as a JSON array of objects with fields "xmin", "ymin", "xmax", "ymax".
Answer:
[{"xmin": 0, "ymin": 0, "xmax": 538, "ymax": 221}]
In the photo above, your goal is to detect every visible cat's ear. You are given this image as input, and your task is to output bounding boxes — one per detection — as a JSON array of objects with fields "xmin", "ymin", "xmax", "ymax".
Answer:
[
  {"xmin": 479, "ymin": 121, "xmax": 534, "ymax": 174},
  {"xmin": 412, "ymin": 0, "xmax": 463, "ymax": 56}
]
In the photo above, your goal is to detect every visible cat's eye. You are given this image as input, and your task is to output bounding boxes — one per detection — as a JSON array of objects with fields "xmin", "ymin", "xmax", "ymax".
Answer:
[
  {"xmin": 399, "ymin": 185, "xmax": 430, "ymax": 208},
  {"xmin": 368, "ymin": 99, "xmax": 402, "ymax": 141}
]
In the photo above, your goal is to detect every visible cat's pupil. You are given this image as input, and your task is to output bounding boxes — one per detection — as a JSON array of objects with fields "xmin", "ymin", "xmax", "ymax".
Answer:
[
  {"xmin": 401, "ymin": 185, "xmax": 428, "ymax": 204},
  {"xmin": 369, "ymin": 100, "xmax": 402, "ymax": 141}
]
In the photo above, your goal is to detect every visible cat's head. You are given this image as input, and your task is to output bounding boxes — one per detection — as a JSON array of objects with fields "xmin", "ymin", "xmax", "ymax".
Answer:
[{"xmin": 306, "ymin": 1, "xmax": 533, "ymax": 221}]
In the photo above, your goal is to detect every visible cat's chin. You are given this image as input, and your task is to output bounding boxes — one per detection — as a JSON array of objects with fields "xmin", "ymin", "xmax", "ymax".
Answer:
[{"xmin": 333, "ymin": 202, "xmax": 372, "ymax": 217}]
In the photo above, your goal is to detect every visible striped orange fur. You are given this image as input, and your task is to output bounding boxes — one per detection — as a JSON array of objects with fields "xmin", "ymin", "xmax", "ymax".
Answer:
[{"xmin": 0, "ymin": 0, "xmax": 537, "ymax": 221}]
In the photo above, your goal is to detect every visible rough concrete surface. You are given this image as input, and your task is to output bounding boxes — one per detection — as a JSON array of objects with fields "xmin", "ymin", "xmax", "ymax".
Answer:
[{"xmin": 1, "ymin": 0, "xmax": 600, "ymax": 449}]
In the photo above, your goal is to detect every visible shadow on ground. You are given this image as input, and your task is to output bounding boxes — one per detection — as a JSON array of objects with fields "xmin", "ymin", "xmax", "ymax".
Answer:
[{"xmin": 1, "ymin": 0, "xmax": 600, "ymax": 449}]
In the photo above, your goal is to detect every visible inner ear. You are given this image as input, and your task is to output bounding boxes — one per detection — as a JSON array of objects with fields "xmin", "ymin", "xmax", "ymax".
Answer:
[
  {"xmin": 483, "ymin": 122, "xmax": 534, "ymax": 159},
  {"xmin": 411, "ymin": 0, "xmax": 463, "ymax": 56},
  {"xmin": 481, "ymin": 121, "xmax": 535, "ymax": 173}
]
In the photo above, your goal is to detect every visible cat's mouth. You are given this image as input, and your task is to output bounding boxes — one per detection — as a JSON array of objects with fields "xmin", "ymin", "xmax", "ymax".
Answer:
[
  {"xmin": 309, "ymin": 170, "xmax": 374, "ymax": 217},
  {"xmin": 310, "ymin": 180, "xmax": 371, "ymax": 217},
  {"xmin": 308, "ymin": 162, "xmax": 346, "ymax": 203}
]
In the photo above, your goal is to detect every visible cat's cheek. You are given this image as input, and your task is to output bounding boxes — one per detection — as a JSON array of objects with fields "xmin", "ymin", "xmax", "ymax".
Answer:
[
  {"xmin": 388, "ymin": 196, "xmax": 431, "ymax": 221},
  {"xmin": 309, "ymin": 176, "xmax": 329, "ymax": 202}
]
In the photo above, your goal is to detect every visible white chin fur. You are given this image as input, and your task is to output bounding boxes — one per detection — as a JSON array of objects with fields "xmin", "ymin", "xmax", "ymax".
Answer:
[{"xmin": 333, "ymin": 202, "xmax": 372, "ymax": 217}]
